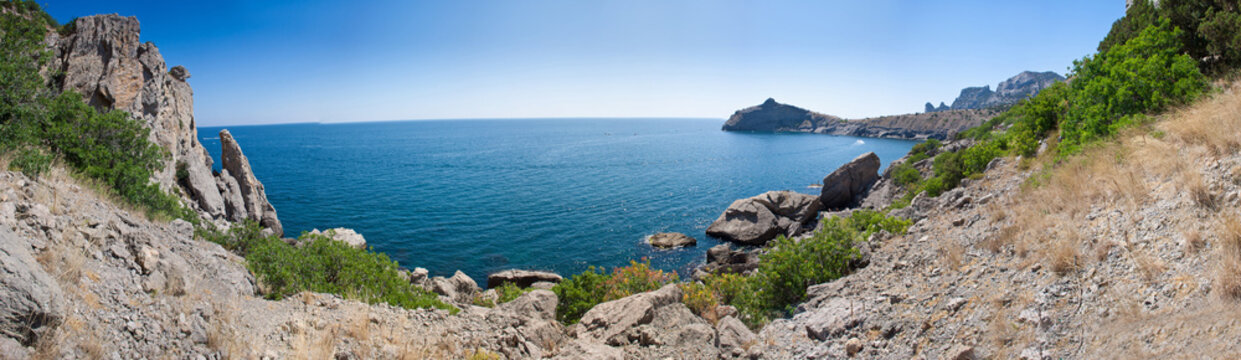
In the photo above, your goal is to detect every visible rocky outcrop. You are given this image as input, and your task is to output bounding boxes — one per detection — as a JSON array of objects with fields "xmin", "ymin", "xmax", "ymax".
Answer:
[
  {"xmin": 939, "ymin": 71, "xmax": 1065, "ymax": 110},
  {"xmin": 820, "ymin": 152, "xmax": 881, "ymax": 209},
  {"xmin": 430, "ymin": 270, "xmax": 481, "ymax": 304},
  {"xmin": 486, "ymin": 269, "xmax": 563, "ymax": 289},
  {"xmin": 722, "ymin": 98, "xmax": 843, "ymax": 132},
  {"xmin": 0, "ymin": 227, "xmax": 64, "ymax": 346},
  {"xmin": 306, "ymin": 228, "xmax": 365, "ymax": 249},
  {"xmin": 219, "ymin": 130, "xmax": 282, "ymax": 236},
  {"xmin": 646, "ymin": 232, "xmax": 697, "ymax": 249},
  {"xmin": 49, "ymin": 15, "xmax": 282, "ymax": 235},
  {"xmin": 564, "ymin": 284, "xmax": 720, "ymax": 358},
  {"xmin": 722, "ymin": 98, "xmax": 997, "ymax": 140},
  {"xmin": 705, "ymin": 191, "xmax": 823, "ymax": 245},
  {"xmin": 693, "ymin": 244, "xmax": 759, "ymax": 279}
]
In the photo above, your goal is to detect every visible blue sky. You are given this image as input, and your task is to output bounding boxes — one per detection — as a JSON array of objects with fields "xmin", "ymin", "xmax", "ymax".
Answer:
[{"xmin": 43, "ymin": 1, "xmax": 1124, "ymax": 126}]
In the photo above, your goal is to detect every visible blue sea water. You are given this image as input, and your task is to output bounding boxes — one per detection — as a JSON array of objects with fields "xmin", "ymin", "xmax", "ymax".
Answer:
[{"xmin": 198, "ymin": 118, "xmax": 917, "ymax": 285}]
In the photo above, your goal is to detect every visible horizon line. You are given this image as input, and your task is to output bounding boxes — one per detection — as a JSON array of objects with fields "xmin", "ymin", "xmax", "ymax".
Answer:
[{"xmin": 197, "ymin": 116, "xmax": 728, "ymax": 128}]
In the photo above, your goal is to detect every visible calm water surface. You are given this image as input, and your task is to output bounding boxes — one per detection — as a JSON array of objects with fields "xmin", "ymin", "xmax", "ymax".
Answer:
[{"xmin": 199, "ymin": 118, "xmax": 917, "ymax": 284}]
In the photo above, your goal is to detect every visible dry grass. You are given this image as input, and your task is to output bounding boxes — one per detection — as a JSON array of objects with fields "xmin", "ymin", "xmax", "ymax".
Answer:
[
  {"xmin": 1214, "ymin": 214, "xmax": 1241, "ymax": 300},
  {"xmin": 1131, "ymin": 250, "xmax": 1167, "ymax": 283},
  {"xmin": 1047, "ymin": 236, "xmax": 1080, "ymax": 275},
  {"xmin": 1184, "ymin": 229, "xmax": 1206, "ymax": 254},
  {"xmin": 1182, "ymin": 169, "xmax": 1218, "ymax": 210},
  {"xmin": 939, "ymin": 241, "xmax": 966, "ymax": 271},
  {"xmin": 1165, "ymin": 83, "xmax": 1241, "ymax": 156}
]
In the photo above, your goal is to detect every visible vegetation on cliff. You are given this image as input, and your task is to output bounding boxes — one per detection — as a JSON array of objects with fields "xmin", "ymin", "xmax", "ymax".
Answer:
[
  {"xmin": 0, "ymin": 0, "xmax": 194, "ymax": 222},
  {"xmin": 198, "ymin": 222, "xmax": 456, "ymax": 313}
]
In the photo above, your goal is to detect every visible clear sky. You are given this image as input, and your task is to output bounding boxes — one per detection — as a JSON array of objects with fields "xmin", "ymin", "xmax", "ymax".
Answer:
[{"xmin": 43, "ymin": 1, "xmax": 1124, "ymax": 126}]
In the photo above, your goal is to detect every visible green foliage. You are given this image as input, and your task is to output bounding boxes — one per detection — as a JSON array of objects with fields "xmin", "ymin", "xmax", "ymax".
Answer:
[
  {"xmin": 1059, "ymin": 20, "xmax": 1209, "ymax": 154},
  {"xmin": 694, "ymin": 211, "xmax": 909, "ymax": 328},
  {"xmin": 198, "ymin": 222, "xmax": 456, "ymax": 313},
  {"xmin": 495, "ymin": 282, "xmax": 532, "ymax": 304},
  {"xmin": 890, "ymin": 162, "xmax": 922, "ymax": 187},
  {"xmin": 1100, "ymin": 0, "xmax": 1241, "ymax": 74},
  {"xmin": 552, "ymin": 259, "xmax": 678, "ymax": 325}
]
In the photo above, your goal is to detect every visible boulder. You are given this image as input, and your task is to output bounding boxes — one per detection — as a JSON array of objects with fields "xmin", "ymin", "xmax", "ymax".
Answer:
[
  {"xmin": 646, "ymin": 232, "xmax": 697, "ymax": 249},
  {"xmin": 169, "ymin": 65, "xmax": 190, "ymax": 81},
  {"xmin": 430, "ymin": 271, "xmax": 480, "ymax": 304},
  {"xmin": 307, "ymin": 228, "xmax": 366, "ymax": 249},
  {"xmin": 0, "ymin": 228, "xmax": 65, "ymax": 345},
  {"xmin": 408, "ymin": 267, "xmax": 429, "ymax": 287},
  {"xmin": 799, "ymin": 297, "xmax": 867, "ymax": 341},
  {"xmin": 487, "ymin": 269, "xmax": 563, "ymax": 289},
  {"xmin": 706, "ymin": 191, "xmax": 823, "ymax": 245},
  {"xmin": 716, "ymin": 315, "xmax": 756, "ymax": 355},
  {"xmin": 553, "ymin": 340, "xmax": 625, "ymax": 360},
  {"xmin": 578, "ymin": 284, "xmax": 682, "ymax": 343},
  {"xmin": 694, "ymin": 244, "xmax": 759, "ymax": 279},
  {"xmin": 220, "ymin": 129, "xmax": 283, "ymax": 236},
  {"xmin": 820, "ymin": 152, "xmax": 881, "ymax": 209}
]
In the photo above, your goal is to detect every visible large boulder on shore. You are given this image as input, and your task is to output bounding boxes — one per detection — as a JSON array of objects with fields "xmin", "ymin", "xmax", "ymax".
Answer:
[
  {"xmin": 487, "ymin": 269, "xmax": 563, "ymax": 289},
  {"xmin": 705, "ymin": 191, "xmax": 823, "ymax": 245},
  {"xmin": 306, "ymin": 228, "xmax": 366, "ymax": 249},
  {"xmin": 820, "ymin": 152, "xmax": 881, "ymax": 209}
]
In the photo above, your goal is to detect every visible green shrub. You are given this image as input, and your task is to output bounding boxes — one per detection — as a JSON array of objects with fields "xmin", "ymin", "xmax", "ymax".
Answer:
[
  {"xmin": 1100, "ymin": 0, "xmax": 1241, "ymax": 74},
  {"xmin": 496, "ymin": 282, "xmax": 532, "ymax": 304},
  {"xmin": 552, "ymin": 259, "xmax": 678, "ymax": 325},
  {"xmin": 1059, "ymin": 19, "xmax": 1208, "ymax": 154},
  {"xmin": 890, "ymin": 162, "xmax": 922, "ymax": 187},
  {"xmin": 198, "ymin": 222, "xmax": 456, "ymax": 313},
  {"xmin": 694, "ymin": 211, "xmax": 909, "ymax": 328}
]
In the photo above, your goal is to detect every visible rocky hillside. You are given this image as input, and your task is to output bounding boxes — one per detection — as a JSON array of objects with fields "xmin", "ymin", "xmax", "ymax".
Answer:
[
  {"xmin": 723, "ymin": 98, "xmax": 999, "ymax": 140},
  {"xmin": 47, "ymin": 15, "xmax": 282, "ymax": 236},
  {"xmin": 929, "ymin": 71, "xmax": 1066, "ymax": 111}
]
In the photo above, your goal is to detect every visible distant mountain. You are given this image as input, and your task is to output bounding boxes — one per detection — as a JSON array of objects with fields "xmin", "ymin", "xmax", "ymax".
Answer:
[
  {"xmin": 928, "ymin": 71, "xmax": 1066, "ymax": 112},
  {"xmin": 721, "ymin": 98, "xmax": 999, "ymax": 140}
]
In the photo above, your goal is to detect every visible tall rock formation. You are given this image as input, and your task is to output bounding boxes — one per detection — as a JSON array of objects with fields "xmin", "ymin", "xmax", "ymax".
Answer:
[
  {"xmin": 937, "ymin": 71, "xmax": 1065, "ymax": 111},
  {"xmin": 47, "ymin": 15, "xmax": 282, "ymax": 235}
]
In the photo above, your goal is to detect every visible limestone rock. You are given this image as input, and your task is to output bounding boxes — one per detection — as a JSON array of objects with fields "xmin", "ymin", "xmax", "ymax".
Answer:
[
  {"xmin": 716, "ymin": 315, "xmax": 756, "ymax": 355},
  {"xmin": 0, "ymin": 228, "xmax": 65, "ymax": 345},
  {"xmin": 486, "ymin": 269, "xmax": 563, "ymax": 289},
  {"xmin": 430, "ymin": 271, "xmax": 480, "ymax": 304},
  {"xmin": 578, "ymin": 284, "xmax": 682, "ymax": 343},
  {"xmin": 722, "ymin": 98, "xmax": 843, "ymax": 132},
  {"xmin": 220, "ymin": 129, "xmax": 282, "ymax": 236},
  {"xmin": 820, "ymin": 152, "xmax": 881, "ymax": 209},
  {"xmin": 706, "ymin": 190, "xmax": 823, "ymax": 245},
  {"xmin": 646, "ymin": 232, "xmax": 697, "ymax": 249},
  {"xmin": 553, "ymin": 340, "xmax": 625, "ymax": 360},
  {"xmin": 800, "ymin": 297, "xmax": 867, "ymax": 341},
  {"xmin": 695, "ymin": 244, "xmax": 759, "ymax": 278}
]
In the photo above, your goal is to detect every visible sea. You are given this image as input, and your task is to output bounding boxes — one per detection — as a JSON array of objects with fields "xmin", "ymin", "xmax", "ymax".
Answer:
[{"xmin": 198, "ymin": 118, "xmax": 918, "ymax": 285}]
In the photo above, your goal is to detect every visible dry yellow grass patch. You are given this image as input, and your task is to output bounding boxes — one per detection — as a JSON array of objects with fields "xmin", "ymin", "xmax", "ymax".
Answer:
[
  {"xmin": 1214, "ymin": 214, "xmax": 1241, "ymax": 300},
  {"xmin": 939, "ymin": 241, "xmax": 965, "ymax": 271},
  {"xmin": 1164, "ymin": 83, "xmax": 1241, "ymax": 156}
]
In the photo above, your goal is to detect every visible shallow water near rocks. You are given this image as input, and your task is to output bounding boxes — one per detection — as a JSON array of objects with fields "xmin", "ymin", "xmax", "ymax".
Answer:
[{"xmin": 199, "ymin": 118, "xmax": 916, "ymax": 284}]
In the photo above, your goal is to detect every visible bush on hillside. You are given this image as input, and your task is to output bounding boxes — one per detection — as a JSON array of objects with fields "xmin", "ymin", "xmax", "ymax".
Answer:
[
  {"xmin": 552, "ymin": 258, "xmax": 677, "ymax": 325},
  {"xmin": 1101, "ymin": 0, "xmax": 1241, "ymax": 74},
  {"xmin": 691, "ymin": 210, "xmax": 910, "ymax": 328},
  {"xmin": 198, "ymin": 222, "xmax": 456, "ymax": 313}
]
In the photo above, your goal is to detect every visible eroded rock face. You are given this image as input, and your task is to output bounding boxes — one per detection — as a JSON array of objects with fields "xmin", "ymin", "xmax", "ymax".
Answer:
[
  {"xmin": 820, "ymin": 152, "xmax": 881, "ymax": 210},
  {"xmin": 486, "ymin": 269, "xmax": 563, "ymax": 289},
  {"xmin": 430, "ymin": 270, "xmax": 481, "ymax": 304},
  {"xmin": 51, "ymin": 14, "xmax": 282, "ymax": 233},
  {"xmin": 0, "ymin": 228, "xmax": 65, "ymax": 346},
  {"xmin": 706, "ymin": 190, "xmax": 823, "ymax": 245},
  {"xmin": 694, "ymin": 244, "xmax": 759, "ymax": 279},
  {"xmin": 220, "ymin": 130, "xmax": 282, "ymax": 236}
]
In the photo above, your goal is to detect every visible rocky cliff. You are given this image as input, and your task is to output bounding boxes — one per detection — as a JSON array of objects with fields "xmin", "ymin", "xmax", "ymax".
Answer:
[
  {"xmin": 930, "ymin": 71, "xmax": 1066, "ymax": 111},
  {"xmin": 47, "ymin": 15, "xmax": 281, "ymax": 236},
  {"xmin": 723, "ymin": 98, "xmax": 1000, "ymax": 140}
]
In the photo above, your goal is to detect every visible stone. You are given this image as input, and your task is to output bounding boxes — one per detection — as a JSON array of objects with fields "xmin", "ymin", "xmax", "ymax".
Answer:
[
  {"xmin": 947, "ymin": 344, "xmax": 976, "ymax": 360},
  {"xmin": 0, "ymin": 228, "xmax": 65, "ymax": 345},
  {"xmin": 646, "ymin": 232, "xmax": 697, "ymax": 248},
  {"xmin": 169, "ymin": 65, "xmax": 190, "ymax": 80},
  {"xmin": 0, "ymin": 335, "xmax": 29, "ymax": 360},
  {"xmin": 220, "ymin": 129, "xmax": 283, "ymax": 237},
  {"xmin": 307, "ymin": 228, "xmax": 366, "ymax": 249},
  {"xmin": 695, "ymin": 244, "xmax": 759, "ymax": 278},
  {"xmin": 820, "ymin": 152, "xmax": 881, "ymax": 209},
  {"xmin": 553, "ymin": 340, "xmax": 625, "ymax": 360},
  {"xmin": 409, "ymin": 267, "xmax": 429, "ymax": 286},
  {"xmin": 845, "ymin": 337, "xmax": 863, "ymax": 356},
  {"xmin": 706, "ymin": 190, "xmax": 823, "ymax": 245},
  {"xmin": 486, "ymin": 269, "xmax": 563, "ymax": 289},
  {"xmin": 801, "ymin": 297, "xmax": 867, "ymax": 341},
  {"xmin": 496, "ymin": 290, "xmax": 558, "ymax": 322},
  {"xmin": 716, "ymin": 316, "xmax": 755, "ymax": 354},
  {"xmin": 578, "ymin": 284, "xmax": 682, "ymax": 343}
]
